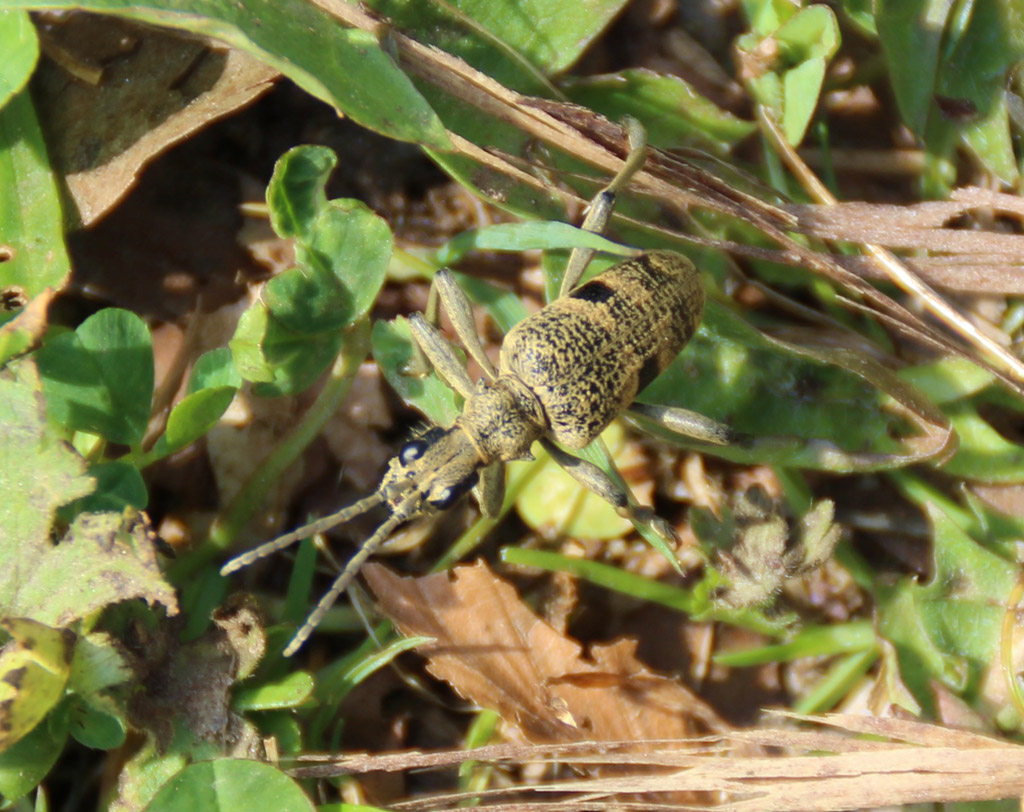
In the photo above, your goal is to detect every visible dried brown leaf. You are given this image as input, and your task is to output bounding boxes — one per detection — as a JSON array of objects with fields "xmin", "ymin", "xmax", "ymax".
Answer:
[
  {"xmin": 35, "ymin": 14, "xmax": 277, "ymax": 225},
  {"xmin": 362, "ymin": 561, "xmax": 727, "ymax": 745},
  {"xmin": 788, "ymin": 198, "xmax": 1024, "ymax": 255}
]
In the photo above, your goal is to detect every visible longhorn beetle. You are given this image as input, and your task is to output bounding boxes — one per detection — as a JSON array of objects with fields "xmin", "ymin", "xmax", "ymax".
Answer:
[{"xmin": 222, "ymin": 120, "xmax": 733, "ymax": 656}]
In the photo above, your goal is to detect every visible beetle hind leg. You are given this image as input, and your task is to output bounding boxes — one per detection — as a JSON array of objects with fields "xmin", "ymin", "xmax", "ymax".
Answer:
[
  {"xmin": 627, "ymin": 402, "xmax": 734, "ymax": 446},
  {"xmin": 540, "ymin": 438, "xmax": 677, "ymax": 545}
]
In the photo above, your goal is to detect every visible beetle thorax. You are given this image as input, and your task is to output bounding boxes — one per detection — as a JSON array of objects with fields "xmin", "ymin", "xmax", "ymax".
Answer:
[{"xmin": 457, "ymin": 375, "xmax": 545, "ymax": 463}]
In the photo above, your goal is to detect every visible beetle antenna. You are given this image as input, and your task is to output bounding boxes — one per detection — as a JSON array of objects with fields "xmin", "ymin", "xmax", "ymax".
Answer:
[
  {"xmin": 282, "ymin": 493, "xmax": 418, "ymax": 656},
  {"xmin": 219, "ymin": 491, "xmax": 386, "ymax": 576}
]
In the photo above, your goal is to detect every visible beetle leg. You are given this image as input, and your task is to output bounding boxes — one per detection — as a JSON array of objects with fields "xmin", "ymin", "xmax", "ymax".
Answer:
[
  {"xmin": 405, "ymin": 268, "xmax": 497, "ymax": 381},
  {"xmin": 540, "ymin": 438, "xmax": 677, "ymax": 544},
  {"xmin": 627, "ymin": 402, "xmax": 734, "ymax": 446},
  {"xmin": 407, "ymin": 312, "xmax": 476, "ymax": 399},
  {"xmin": 476, "ymin": 462, "xmax": 505, "ymax": 519},
  {"xmin": 434, "ymin": 269, "xmax": 498, "ymax": 379},
  {"xmin": 560, "ymin": 117, "xmax": 649, "ymax": 297}
]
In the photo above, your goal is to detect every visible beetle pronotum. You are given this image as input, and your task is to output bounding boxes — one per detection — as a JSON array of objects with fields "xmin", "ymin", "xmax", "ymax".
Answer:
[{"xmin": 222, "ymin": 119, "xmax": 733, "ymax": 655}]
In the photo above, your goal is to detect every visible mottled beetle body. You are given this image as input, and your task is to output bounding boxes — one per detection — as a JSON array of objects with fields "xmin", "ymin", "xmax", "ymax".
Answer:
[
  {"xmin": 502, "ymin": 250, "xmax": 703, "ymax": 449},
  {"xmin": 223, "ymin": 121, "xmax": 732, "ymax": 656}
]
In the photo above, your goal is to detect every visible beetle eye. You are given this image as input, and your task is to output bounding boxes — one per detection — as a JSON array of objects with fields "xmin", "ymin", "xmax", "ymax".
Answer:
[
  {"xmin": 399, "ymin": 427, "xmax": 446, "ymax": 465},
  {"xmin": 399, "ymin": 439, "xmax": 428, "ymax": 464},
  {"xmin": 428, "ymin": 471, "xmax": 479, "ymax": 511}
]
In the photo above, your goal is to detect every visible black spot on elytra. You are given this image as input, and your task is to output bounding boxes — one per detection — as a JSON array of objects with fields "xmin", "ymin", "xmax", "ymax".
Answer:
[
  {"xmin": 570, "ymin": 279, "xmax": 615, "ymax": 304},
  {"xmin": 637, "ymin": 352, "xmax": 662, "ymax": 391}
]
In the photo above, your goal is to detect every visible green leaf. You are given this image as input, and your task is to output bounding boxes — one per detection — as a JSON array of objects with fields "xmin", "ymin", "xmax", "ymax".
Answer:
[
  {"xmin": 0, "ymin": 360, "xmax": 92, "ymax": 613},
  {"xmin": 500, "ymin": 546, "xmax": 789, "ymax": 636},
  {"xmin": 312, "ymin": 634, "xmax": 430, "ymax": 738},
  {"xmin": 0, "ymin": 701, "xmax": 69, "ymax": 803},
  {"xmin": 876, "ymin": 0, "xmax": 949, "ymax": 134},
  {"xmin": 934, "ymin": 0, "xmax": 1022, "ymax": 183},
  {"xmin": 229, "ymin": 304, "xmax": 276, "ymax": 384},
  {"xmin": 4, "ymin": 0, "xmax": 450, "ymax": 151},
  {"xmin": 154, "ymin": 386, "xmax": 236, "ymax": 457},
  {"xmin": 62, "ymin": 460, "xmax": 147, "ymax": 516},
  {"xmin": 114, "ymin": 738, "xmax": 191, "ymax": 812},
  {"xmin": 70, "ymin": 693, "xmax": 126, "ymax": 750},
  {"xmin": 302, "ymin": 199, "xmax": 392, "ymax": 323},
  {"xmin": 6, "ymin": 510, "xmax": 178, "ymax": 626},
  {"xmin": 738, "ymin": 3, "xmax": 840, "ymax": 145},
  {"xmin": 265, "ymin": 197, "xmax": 392, "ymax": 334},
  {"xmin": 899, "ymin": 356, "xmax": 994, "ymax": 404},
  {"xmin": 564, "ymin": 69, "xmax": 757, "ymax": 153},
  {"xmin": 262, "ymin": 268, "xmax": 347, "ymax": 335},
  {"xmin": 877, "ymin": 502, "xmax": 1017, "ymax": 712},
  {"xmin": 234, "ymin": 153, "xmax": 391, "ymax": 395},
  {"xmin": 743, "ymin": 0, "xmax": 799, "ymax": 35},
  {"xmin": 837, "ymin": 0, "xmax": 877, "ymax": 36},
  {"xmin": 636, "ymin": 303, "xmax": 916, "ymax": 470},
  {"xmin": 0, "ymin": 618, "xmax": 74, "ymax": 752},
  {"xmin": 367, "ymin": 0, "xmax": 629, "ymax": 80},
  {"xmin": 0, "ymin": 88, "xmax": 71, "ymax": 299},
  {"xmin": 878, "ymin": 0, "xmax": 1022, "ymax": 184},
  {"xmin": 68, "ymin": 632, "xmax": 133, "ymax": 697},
  {"xmin": 780, "ymin": 56, "xmax": 826, "ymax": 146},
  {"xmin": 232, "ymin": 671, "xmax": 314, "ymax": 712},
  {"xmin": 187, "ymin": 347, "xmax": 242, "ymax": 394},
  {"xmin": 713, "ymin": 621, "xmax": 876, "ymax": 666},
  {"xmin": 65, "ymin": 635, "xmax": 133, "ymax": 760},
  {"xmin": 940, "ymin": 402, "xmax": 1024, "ymax": 483},
  {"xmin": 37, "ymin": 308, "xmax": 154, "ymax": 446},
  {"xmin": 0, "ymin": 10, "xmax": 39, "ymax": 111},
  {"xmin": 142, "ymin": 759, "xmax": 315, "ymax": 812},
  {"xmin": 437, "ymin": 221, "xmax": 634, "ymax": 266},
  {"xmin": 229, "ymin": 303, "xmax": 344, "ymax": 396},
  {"xmin": 266, "ymin": 146, "xmax": 336, "ymax": 241}
]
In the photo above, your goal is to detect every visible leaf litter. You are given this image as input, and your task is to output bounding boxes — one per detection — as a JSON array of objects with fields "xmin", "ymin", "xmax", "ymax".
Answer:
[
  {"xmin": 363, "ymin": 561, "xmax": 729, "ymax": 747},
  {"xmin": 295, "ymin": 708, "xmax": 1024, "ymax": 811}
]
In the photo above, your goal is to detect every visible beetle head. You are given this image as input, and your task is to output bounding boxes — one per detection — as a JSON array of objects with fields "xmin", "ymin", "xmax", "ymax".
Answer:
[{"xmin": 382, "ymin": 425, "xmax": 481, "ymax": 516}]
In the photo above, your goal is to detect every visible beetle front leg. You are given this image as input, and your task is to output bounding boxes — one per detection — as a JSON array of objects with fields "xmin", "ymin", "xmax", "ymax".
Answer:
[
  {"xmin": 405, "ymin": 268, "xmax": 497, "ymax": 382},
  {"xmin": 476, "ymin": 462, "xmax": 505, "ymax": 519},
  {"xmin": 407, "ymin": 313, "xmax": 476, "ymax": 399},
  {"xmin": 540, "ymin": 438, "xmax": 677, "ymax": 544}
]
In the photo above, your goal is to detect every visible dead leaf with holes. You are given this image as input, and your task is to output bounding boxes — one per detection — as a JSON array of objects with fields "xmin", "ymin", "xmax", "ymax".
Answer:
[{"xmin": 362, "ymin": 561, "xmax": 728, "ymax": 745}]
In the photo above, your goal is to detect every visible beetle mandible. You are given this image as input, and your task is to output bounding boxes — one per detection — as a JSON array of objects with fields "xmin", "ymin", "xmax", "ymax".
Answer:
[{"xmin": 222, "ymin": 120, "xmax": 733, "ymax": 656}]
